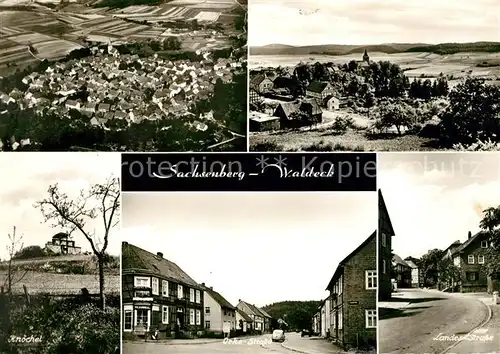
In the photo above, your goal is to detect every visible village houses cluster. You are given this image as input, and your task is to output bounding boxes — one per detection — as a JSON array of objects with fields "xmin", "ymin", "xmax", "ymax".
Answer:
[
  {"xmin": 121, "ymin": 242, "xmax": 273, "ymax": 339},
  {"xmin": 379, "ymin": 189, "xmax": 499, "ymax": 298},
  {"xmin": 311, "ymin": 229, "xmax": 377, "ymax": 351},
  {"xmin": 0, "ymin": 44, "xmax": 243, "ymax": 130},
  {"xmin": 249, "ymin": 51, "xmax": 371, "ymax": 132}
]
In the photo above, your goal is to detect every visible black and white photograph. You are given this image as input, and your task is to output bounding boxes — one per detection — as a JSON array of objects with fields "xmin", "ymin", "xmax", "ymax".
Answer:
[
  {"xmin": 120, "ymin": 192, "xmax": 377, "ymax": 354},
  {"xmin": 0, "ymin": 0, "xmax": 247, "ymax": 152},
  {"xmin": 248, "ymin": 0, "xmax": 500, "ymax": 152},
  {"xmin": 0, "ymin": 152, "xmax": 121, "ymax": 354},
  {"xmin": 378, "ymin": 153, "xmax": 500, "ymax": 354}
]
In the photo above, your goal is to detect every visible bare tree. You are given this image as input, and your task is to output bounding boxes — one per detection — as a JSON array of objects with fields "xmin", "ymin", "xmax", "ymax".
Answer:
[
  {"xmin": 3, "ymin": 226, "xmax": 28, "ymax": 295},
  {"xmin": 34, "ymin": 175, "xmax": 120, "ymax": 310}
]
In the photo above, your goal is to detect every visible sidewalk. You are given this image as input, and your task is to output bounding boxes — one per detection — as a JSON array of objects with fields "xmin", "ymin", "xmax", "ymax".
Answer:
[
  {"xmin": 124, "ymin": 334, "xmax": 263, "ymax": 345},
  {"xmin": 280, "ymin": 337, "xmax": 374, "ymax": 354}
]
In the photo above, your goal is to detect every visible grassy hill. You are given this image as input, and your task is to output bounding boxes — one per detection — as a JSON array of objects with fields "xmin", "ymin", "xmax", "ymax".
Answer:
[
  {"xmin": 262, "ymin": 300, "xmax": 321, "ymax": 331},
  {"xmin": 250, "ymin": 42, "xmax": 500, "ymax": 56}
]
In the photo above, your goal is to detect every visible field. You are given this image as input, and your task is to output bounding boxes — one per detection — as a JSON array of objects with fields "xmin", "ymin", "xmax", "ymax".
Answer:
[{"xmin": 250, "ymin": 52, "xmax": 500, "ymax": 81}]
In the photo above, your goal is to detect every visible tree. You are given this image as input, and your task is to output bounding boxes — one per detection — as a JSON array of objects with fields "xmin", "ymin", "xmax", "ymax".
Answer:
[
  {"xmin": 35, "ymin": 176, "xmax": 120, "ymax": 310},
  {"xmin": 14, "ymin": 245, "xmax": 45, "ymax": 260},
  {"xmin": 376, "ymin": 102, "xmax": 415, "ymax": 135},
  {"xmin": 437, "ymin": 257, "xmax": 461, "ymax": 291},
  {"xmin": 479, "ymin": 206, "xmax": 500, "ymax": 286},
  {"xmin": 420, "ymin": 249, "xmax": 444, "ymax": 287},
  {"xmin": 3, "ymin": 226, "xmax": 28, "ymax": 294}
]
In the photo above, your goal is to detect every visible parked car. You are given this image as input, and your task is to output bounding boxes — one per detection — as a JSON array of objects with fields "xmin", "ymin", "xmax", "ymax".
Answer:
[
  {"xmin": 272, "ymin": 329, "xmax": 286, "ymax": 342},
  {"xmin": 301, "ymin": 329, "xmax": 312, "ymax": 337}
]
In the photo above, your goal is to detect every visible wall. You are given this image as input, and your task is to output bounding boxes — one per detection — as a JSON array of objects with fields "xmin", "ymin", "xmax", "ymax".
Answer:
[
  {"xmin": 204, "ymin": 291, "xmax": 223, "ymax": 332},
  {"xmin": 379, "ymin": 193, "xmax": 394, "ymax": 301}
]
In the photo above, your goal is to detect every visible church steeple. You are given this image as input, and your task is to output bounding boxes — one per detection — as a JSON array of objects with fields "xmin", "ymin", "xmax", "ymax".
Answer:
[{"xmin": 363, "ymin": 49, "xmax": 370, "ymax": 62}]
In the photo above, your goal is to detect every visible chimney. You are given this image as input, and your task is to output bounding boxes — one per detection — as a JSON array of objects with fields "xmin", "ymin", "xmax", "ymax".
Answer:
[
  {"xmin": 238, "ymin": 299, "xmax": 241, "ymax": 302},
  {"xmin": 157, "ymin": 252, "xmax": 163, "ymax": 258},
  {"xmin": 122, "ymin": 241, "xmax": 128, "ymax": 245},
  {"xmin": 468, "ymin": 231, "xmax": 472, "ymax": 239},
  {"xmin": 210, "ymin": 286, "xmax": 213, "ymax": 290},
  {"xmin": 201, "ymin": 282, "xmax": 205, "ymax": 286}
]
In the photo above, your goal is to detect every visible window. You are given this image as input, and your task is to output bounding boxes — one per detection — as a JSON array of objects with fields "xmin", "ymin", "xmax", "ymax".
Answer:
[
  {"xmin": 178, "ymin": 285, "xmax": 183, "ymax": 299},
  {"xmin": 152, "ymin": 278, "xmax": 159, "ymax": 295},
  {"xmin": 205, "ymin": 307, "xmax": 210, "ymax": 314},
  {"xmin": 383, "ymin": 260, "xmax": 386, "ymax": 274},
  {"xmin": 196, "ymin": 290, "xmax": 201, "ymax": 303},
  {"xmin": 190, "ymin": 309, "xmax": 195, "ymax": 325},
  {"xmin": 381, "ymin": 233, "xmax": 386, "ymax": 247},
  {"xmin": 468, "ymin": 255, "xmax": 475, "ymax": 264},
  {"xmin": 366, "ymin": 270, "xmax": 377, "ymax": 289},
  {"xmin": 478, "ymin": 255, "xmax": 485, "ymax": 264},
  {"xmin": 134, "ymin": 276, "xmax": 150, "ymax": 288},
  {"xmin": 466, "ymin": 272, "xmax": 478, "ymax": 281},
  {"xmin": 338, "ymin": 311, "xmax": 343, "ymax": 329},
  {"xmin": 135, "ymin": 309, "xmax": 149, "ymax": 330},
  {"xmin": 481, "ymin": 241, "xmax": 488, "ymax": 248},
  {"xmin": 205, "ymin": 321, "xmax": 210, "ymax": 329},
  {"xmin": 338, "ymin": 276, "xmax": 343, "ymax": 294},
  {"xmin": 190, "ymin": 288, "xmax": 195, "ymax": 302},
  {"xmin": 162, "ymin": 306, "xmax": 169, "ymax": 324},
  {"xmin": 196, "ymin": 310, "xmax": 201, "ymax": 325},
  {"xmin": 366, "ymin": 310, "xmax": 377, "ymax": 328},
  {"xmin": 124, "ymin": 305, "xmax": 132, "ymax": 331},
  {"xmin": 162, "ymin": 280, "xmax": 169, "ymax": 297}
]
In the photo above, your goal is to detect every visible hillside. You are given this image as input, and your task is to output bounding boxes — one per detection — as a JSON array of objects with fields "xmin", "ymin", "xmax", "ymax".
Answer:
[
  {"xmin": 250, "ymin": 42, "xmax": 500, "ymax": 56},
  {"xmin": 262, "ymin": 300, "xmax": 321, "ymax": 330}
]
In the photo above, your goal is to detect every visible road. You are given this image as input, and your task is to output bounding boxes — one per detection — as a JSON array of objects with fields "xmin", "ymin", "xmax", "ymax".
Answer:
[
  {"xmin": 379, "ymin": 288, "xmax": 490, "ymax": 354},
  {"xmin": 123, "ymin": 332, "xmax": 343, "ymax": 354}
]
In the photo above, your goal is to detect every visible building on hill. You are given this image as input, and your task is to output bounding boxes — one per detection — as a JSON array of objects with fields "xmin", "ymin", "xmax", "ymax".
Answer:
[
  {"xmin": 121, "ymin": 242, "xmax": 204, "ymax": 338},
  {"xmin": 235, "ymin": 308, "xmax": 253, "ymax": 332},
  {"xmin": 273, "ymin": 99, "xmax": 322, "ymax": 129},
  {"xmin": 393, "ymin": 254, "xmax": 411, "ymax": 288},
  {"xmin": 443, "ymin": 231, "xmax": 499, "ymax": 293},
  {"xmin": 236, "ymin": 300, "xmax": 264, "ymax": 332},
  {"xmin": 378, "ymin": 189, "xmax": 395, "ymax": 301},
  {"xmin": 326, "ymin": 231, "xmax": 377, "ymax": 350},
  {"xmin": 363, "ymin": 49, "xmax": 370, "ymax": 62},
  {"xmin": 201, "ymin": 284, "xmax": 236, "ymax": 333},
  {"xmin": 306, "ymin": 81, "xmax": 334, "ymax": 100},
  {"xmin": 324, "ymin": 95, "xmax": 341, "ymax": 110},
  {"xmin": 44, "ymin": 233, "xmax": 82, "ymax": 255},
  {"xmin": 250, "ymin": 74, "xmax": 274, "ymax": 94}
]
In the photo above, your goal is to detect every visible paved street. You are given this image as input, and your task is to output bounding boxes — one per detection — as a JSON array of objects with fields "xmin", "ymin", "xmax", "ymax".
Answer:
[
  {"xmin": 123, "ymin": 332, "xmax": 344, "ymax": 354},
  {"xmin": 379, "ymin": 289, "xmax": 490, "ymax": 354}
]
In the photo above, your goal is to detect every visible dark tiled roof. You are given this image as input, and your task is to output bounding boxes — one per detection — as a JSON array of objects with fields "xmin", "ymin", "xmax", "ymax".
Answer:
[
  {"xmin": 453, "ymin": 231, "xmax": 487, "ymax": 255},
  {"xmin": 122, "ymin": 242, "xmax": 199, "ymax": 288},
  {"xmin": 238, "ymin": 300, "xmax": 263, "ymax": 317},
  {"xmin": 250, "ymin": 74, "xmax": 267, "ymax": 87},
  {"xmin": 257, "ymin": 307, "xmax": 272, "ymax": 319},
  {"xmin": 393, "ymin": 254, "xmax": 410, "ymax": 267},
  {"xmin": 274, "ymin": 102, "xmax": 298, "ymax": 120},
  {"xmin": 306, "ymin": 81, "xmax": 330, "ymax": 93},
  {"xmin": 326, "ymin": 231, "xmax": 376, "ymax": 290},
  {"xmin": 378, "ymin": 189, "xmax": 395, "ymax": 236},
  {"xmin": 300, "ymin": 98, "xmax": 323, "ymax": 115},
  {"xmin": 203, "ymin": 286, "xmax": 235, "ymax": 310},
  {"xmin": 236, "ymin": 309, "xmax": 253, "ymax": 322}
]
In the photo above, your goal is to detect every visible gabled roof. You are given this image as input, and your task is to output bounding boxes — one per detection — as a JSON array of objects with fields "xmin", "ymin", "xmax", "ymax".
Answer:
[
  {"xmin": 238, "ymin": 300, "xmax": 266, "ymax": 318},
  {"xmin": 122, "ymin": 242, "xmax": 200, "ymax": 288},
  {"xmin": 326, "ymin": 231, "xmax": 376, "ymax": 290},
  {"xmin": 250, "ymin": 74, "xmax": 269, "ymax": 86},
  {"xmin": 300, "ymin": 98, "xmax": 322, "ymax": 115},
  {"xmin": 442, "ymin": 240, "xmax": 462, "ymax": 259},
  {"xmin": 453, "ymin": 231, "xmax": 488, "ymax": 255},
  {"xmin": 405, "ymin": 260, "xmax": 418, "ymax": 269},
  {"xmin": 236, "ymin": 308, "xmax": 253, "ymax": 322},
  {"xmin": 306, "ymin": 81, "xmax": 330, "ymax": 93},
  {"xmin": 378, "ymin": 189, "xmax": 395, "ymax": 236},
  {"xmin": 274, "ymin": 101, "xmax": 298, "ymax": 120},
  {"xmin": 258, "ymin": 307, "xmax": 272, "ymax": 319},
  {"xmin": 202, "ymin": 285, "xmax": 235, "ymax": 310},
  {"xmin": 393, "ymin": 254, "xmax": 410, "ymax": 268}
]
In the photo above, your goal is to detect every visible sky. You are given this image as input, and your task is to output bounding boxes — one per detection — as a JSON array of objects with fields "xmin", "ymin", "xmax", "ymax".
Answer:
[
  {"xmin": 0, "ymin": 152, "xmax": 121, "ymax": 260},
  {"xmin": 379, "ymin": 153, "xmax": 500, "ymax": 259},
  {"xmin": 249, "ymin": 0, "xmax": 500, "ymax": 46},
  {"xmin": 120, "ymin": 192, "xmax": 376, "ymax": 307}
]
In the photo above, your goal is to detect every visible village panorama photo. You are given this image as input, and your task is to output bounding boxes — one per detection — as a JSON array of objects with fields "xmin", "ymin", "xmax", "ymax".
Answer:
[
  {"xmin": 378, "ymin": 152, "xmax": 500, "ymax": 354},
  {"xmin": 0, "ymin": 0, "xmax": 247, "ymax": 152},
  {"xmin": 0, "ymin": 152, "xmax": 121, "ymax": 354},
  {"xmin": 248, "ymin": 0, "xmax": 500, "ymax": 152},
  {"xmin": 119, "ymin": 192, "xmax": 377, "ymax": 354}
]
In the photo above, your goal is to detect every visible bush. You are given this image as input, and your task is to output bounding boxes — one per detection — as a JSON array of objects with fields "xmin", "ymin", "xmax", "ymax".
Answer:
[
  {"xmin": 10, "ymin": 299, "xmax": 119, "ymax": 354},
  {"xmin": 452, "ymin": 139, "xmax": 500, "ymax": 151},
  {"xmin": 331, "ymin": 116, "xmax": 354, "ymax": 134},
  {"xmin": 250, "ymin": 142, "xmax": 284, "ymax": 151}
]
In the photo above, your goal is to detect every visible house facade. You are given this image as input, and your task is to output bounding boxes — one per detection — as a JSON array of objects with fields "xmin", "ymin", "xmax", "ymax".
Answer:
[
  {"xmin": 122, "ymin": 242, "xmax": 204, "ymax": 338},
  {"xmin": 257, "ymin": 307, "xmax": 272, "ymax": 333},
  {"xmin": 378, "ymin": 189, "xmax": 395, "ymax": 300},
  {"xmin": 236, "ymin": 300, "xmax": 264, "ymax": 333},
  {"xmin": 404, "ymin": 257, "xmax": 422, "ymax": 288},
  {"xmin": 306, "ymin": 81, "xmax": 334, "ymax": 100},
  {"xmin": 273, "ymin": 99, "xmax": 322, "ymax": 129},
  {"xmin": 448, "ymin": 231, "xmax": 498, "ymax": 293},
  {"xmin": 327, "ymin": 232, "xmax": 377, "ymax": 350},
  {"xmin": 250, "ymin": 74, "xmax": 274, "ymax": 93},
  {"xmin": 235, "ymin": 309, "xmax": 253, "ymax": 332},
  {"xmin": 320, "ymin": 296, "xmax": 331, "ymax": 337},
  {"xmin": 202, "ymin": 284, "xmax": 236, "ymax": 333},
  {"xmin": 393, "ymin": 254, "xmax": 412, "ymax": 288},
  {"xmin": 249, "ymin": 88, "xmax": 262, "ymax": 106},
  {"xmin": 313, "ymin": 311, "xmax": 321, "ymax": 334},
  {"xmin": 324, "ymin": 95, "xmax": 340, "ymax": 110},
  {"xmin": 44, "ymin": 233, "xmax": 82, "ymax": 255}
]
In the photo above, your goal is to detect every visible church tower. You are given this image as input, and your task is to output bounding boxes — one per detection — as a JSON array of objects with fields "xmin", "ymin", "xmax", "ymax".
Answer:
[{"xmin": 363, "ymin": 49, "xmax": 370, "ymax": 62}]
